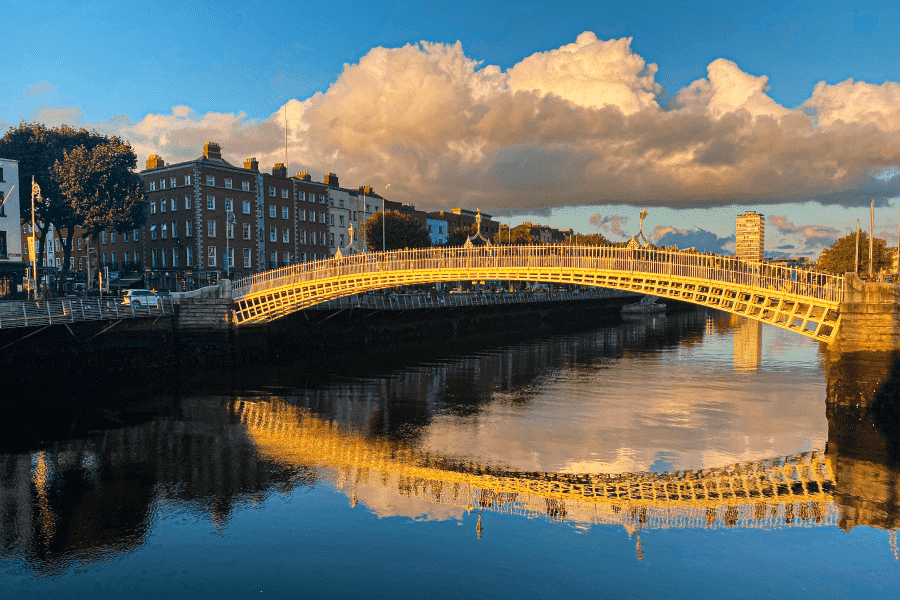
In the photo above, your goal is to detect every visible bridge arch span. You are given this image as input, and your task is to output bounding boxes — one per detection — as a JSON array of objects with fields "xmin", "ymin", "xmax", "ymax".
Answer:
[{"xmin": 232, "ymin": 246, "xmax": 843, "ymax": 343}]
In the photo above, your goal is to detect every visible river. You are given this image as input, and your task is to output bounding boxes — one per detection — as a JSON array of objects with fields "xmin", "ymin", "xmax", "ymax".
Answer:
[{"xmin": 2, "ymin": 307, "xmax": 898, "ymax": 598}]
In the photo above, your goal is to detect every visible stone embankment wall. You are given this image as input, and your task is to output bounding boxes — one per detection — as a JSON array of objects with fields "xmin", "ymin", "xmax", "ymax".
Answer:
[{"xmin": 830, "ymin": 273, "xmax": 900, "ymax": 353}]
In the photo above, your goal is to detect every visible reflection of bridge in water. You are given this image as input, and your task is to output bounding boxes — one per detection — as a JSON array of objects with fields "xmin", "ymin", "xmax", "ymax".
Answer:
[{"xmin": 237, "ymin": 399, "xmax": 844, "ymax": 532}]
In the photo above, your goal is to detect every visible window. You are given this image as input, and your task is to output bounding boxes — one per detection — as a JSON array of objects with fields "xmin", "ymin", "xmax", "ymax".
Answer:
[
  {"xmin": 242, "ymin": 180, "xmax": 250, "ymax": 191},
  {"xmin": 101, "ymin": 232, "xmax": 107, "ymax": 244},
  {"xmin": 160, "ymin": 198, "xmax": 166, "ymax": 213},
  {"xmin": 170, "ymin": 177, "xmax": 176, "ymax": 188},
  {"xmin": 319, "ymin": 212, "xmax": 325, "ymax": 224},
  {"xmin": 299, "ymin": 191, "xmax": 305, "ymax": 202},
  {"xmin": 151, "ymin": 248, "xmax": 157, "ymax": 268},
  {"xmin": 161, "ymin": 247, "xmax": 167, "ymax": 267},
  {"xmin": 208, "ymin": 220, "xmax": 216, "ymax": 237},
  {"xmin": 184, "ymin": 175, "xmax": 191, "ymax": 186},
  {"xmin": 320, "ymin": 234, "xmax": 326, "ymax": 246},
  {"xmin": 282, "ymin": 228, "xmax": 289, "ymax": 243},
  {"xmin": 282, "ymin": 206, "xmax": 288, "ymax": 220},
  {"xmin": 281, "ymin": 188, "xmax": 288, "ymax": 199},
  {"xmin": 428, "ymin": 225, "xmax": 433, "ymax": 233},
  {"xmin": 227, "ymin": 222, "xmax": 234, "ymax": 239},
  {"xmin": 329, "ymin": 214, "xmax": 334, "ymax": 226},
  {"xmin": 206, "ymin": 175, "xmax": 214, "ymax": 186},
  {"xmin": 243, "ymin": 248, "xmax": 251, "ymax": 268},
  {"xmin": 243, "ymin": 223, "xmax": 251, "ymax": 240},
  {"xmin": 161, "ymin": 223, "xmax": 167, "ymax": 239},
  {"xmin": 149, "ymin": 181, "xmax": 156, "ymax": 191},
  {"xmin": 309, "ymin": 231, "xmax": 316, "ymax": 246},
  {"xmin": 339, "ymin": 199, "xmax": 344, "ymax": 208},
  {"xmin": 339, "ymin": 215, "xmax": 344, "ymax": 227},
  {"xmin": 269, "ymin": 205, "xmax": 276, "ymax": 218},
  {"xmin": 439, "ymin": 226, "xmax": 443, "ymax": 234},
  {"xmin": 225, "ymin": 178, "xmax": 232, "ymax": 189},
  {"xmin": 172, "ymin": 248, "xmax": 179, "ymax": 267},
  {"xmin": 309, "ymin": 210, "xmax": 315, "ymax": 222},
  {"xmin": 0, "ymin": 232, "xmax": 8, "ymax": 259},
  {"xmin": 242, "ymin": 200, "xmax": 250, "ymax": 214},
  {"xmin": 227, "ymin": 247, "xmax": 234, "ymax": 268},
  {"xmin": 208, "ymin": 246, "xmax": 216, "ymax": 267},
  {"xmin": 134, "ymin": 229, "xmax": 139, "ymax": 242},
  {"xmin": 78, "ymin": 238, "xmax": 83, "ymax": 250},
  {"xmin": 159, "ymin": 179, "xmax": 165, "ymax": 190},
  {"xmin": 270, "ymin": 250, "xmax": 277, "ymax": 268},
  {"xmin": 299, "ymin": 230, "xmax": 307, "ymax": 244},
  {"xmin": 225, "ymin": 198, "xmax": 233, "ymax": 212},
  {"xmin": 339, "ymin": 234, "xmax": 345, "ymax": 247},
  {"xmin": 186, "ymin": 246, "xmax": 193, "ymax": 267},
  {"xmin": 110, "ymin": 232, "xmax": 116, "ymax": 243},
  {"xmin": 269, "ymin": 226, "xmax": 276, "ymax": 242},
  {"xmin": 328, "ymin": 234, "xmax": 334, "ymax": 247},
  {"xmin": 150, "ymin": 201, "xmax": 156, "ymax": 214},
  {"xmin": 172, "ymin": 221, "xmax": 177, "ymax": 238},
  {"xmin": 185, "ymin": 195, "xmax": 192, "ymax": 210},
  {"xmin": 207, "ymin": 196, "xmax": 215, "ymax": 210},
  {"xmin": 298, "ymin": 209, "xmax": 306, "ymax": 222},
  {"xmin": 171, "ymin": 198, "xmax": 177, "ymax": 212},
  {"xmin": 283, "ymin": 251, "xmax": 290, "ymax": 265},
  {"xmin": 185, "ymin": 220, "xmax": 192, "ymax": 237},
  {"xmin": 269, "ymin": 186, "xmax": 275, "ymax": 197},
  {"xmin": 299, "ymin": 252, "xmax": 306, "ymax": 263},
  {"xmin": 319, "ymin": 194, "xmax": 325, "ymax": 204}
]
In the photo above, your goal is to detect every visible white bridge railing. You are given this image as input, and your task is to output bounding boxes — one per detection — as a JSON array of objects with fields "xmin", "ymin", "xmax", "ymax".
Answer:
[
  {"xmin": 0, "ymin": 297, "xmax": 174, "ymax": 329},
  {"xmin": 234, "ymin": 246, "xmax": 844, "ymax": 304}
]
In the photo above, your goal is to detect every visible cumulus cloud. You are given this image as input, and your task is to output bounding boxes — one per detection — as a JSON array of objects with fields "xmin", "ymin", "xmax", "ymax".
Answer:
[
  {"xmin": 652, "ymin": 226, "xmax": 735, "ymax": 253},
  {"xmin": 589, "ymin": 213, "xmax": 629, "ymax": 238},
  {"xmin": 42, "ymin": 32, "xmax": 900, "ymax": 212},
  {"xmin": 768, "ymin": 215, "xmax": 841, "ymax": 250},
  {"xmin": 25, "ymin": 81, "xmax": 57, "ymax": 96}
]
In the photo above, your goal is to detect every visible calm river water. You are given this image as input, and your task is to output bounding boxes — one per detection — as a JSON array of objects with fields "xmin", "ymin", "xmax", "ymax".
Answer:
[{"xmin": 2, "ymin": 307, "xmax": 899, "ymax": 598}]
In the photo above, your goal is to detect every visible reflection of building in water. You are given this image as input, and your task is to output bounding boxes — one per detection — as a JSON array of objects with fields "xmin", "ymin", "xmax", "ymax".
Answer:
[
  {"xmin": 0, "ymin": 398, "xmax": 312, "ymax": 574},
  {"xmin": 732, "ymin": 315, "xmax": 762, "ymax": 371},
  {"xmin": 237, "ymin": 399, "xmax": 844, "ymax": 533}
]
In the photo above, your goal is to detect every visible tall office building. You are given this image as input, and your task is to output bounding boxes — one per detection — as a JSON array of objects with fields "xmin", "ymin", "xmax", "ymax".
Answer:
[{"xmin": 735, "ymin": 211, "xmax": 765, "ymax": 262}]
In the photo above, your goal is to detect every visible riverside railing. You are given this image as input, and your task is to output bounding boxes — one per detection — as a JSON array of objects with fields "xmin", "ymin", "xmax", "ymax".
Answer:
[
  {"xmin": 0, "ymin": 296, "xmax": 174, "ymax": 329},
  {"xmin": 233, "ymin": 246, "xmax": 845, "ymax": 305},
  {"xmin": 309, "ymin": 288, "xmax": 635, "ymax": 311}
]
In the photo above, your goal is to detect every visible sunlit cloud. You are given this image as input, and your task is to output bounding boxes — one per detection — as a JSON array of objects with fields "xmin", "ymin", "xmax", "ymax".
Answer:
[
  {"xmin": 589, "ymin": 213, "xmax": 629, "ymax": 238},
  {"xmin": 21, "ymin": 33, "xmax": 900, "ymax": 213}
]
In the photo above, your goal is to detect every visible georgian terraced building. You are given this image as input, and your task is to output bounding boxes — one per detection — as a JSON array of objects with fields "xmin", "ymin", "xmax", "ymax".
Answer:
[{"xmin": 100, "ymin": 142, "xmax": 333, "ymax": 290}]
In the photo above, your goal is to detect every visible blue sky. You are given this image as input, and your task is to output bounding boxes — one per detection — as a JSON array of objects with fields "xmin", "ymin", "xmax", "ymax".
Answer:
[{"xmin": 4, "ymin": 0, "xmax": 900, "ymax": 257}]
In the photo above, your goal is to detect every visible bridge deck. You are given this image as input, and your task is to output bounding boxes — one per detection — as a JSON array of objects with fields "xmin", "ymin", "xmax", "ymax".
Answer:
[{"xmin": 232, "ymin": 246, "xmax": 844, "ymax": 342}]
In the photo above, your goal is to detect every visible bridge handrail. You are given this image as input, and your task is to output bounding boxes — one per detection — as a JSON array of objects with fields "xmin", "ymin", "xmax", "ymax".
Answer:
[
  {"xmin": 0, "ymin": 296, "xmax": 174, "ymax": 329},
  {"xmin": 232, "ymin": 246, "xmax": 844, "ymax": 305}
]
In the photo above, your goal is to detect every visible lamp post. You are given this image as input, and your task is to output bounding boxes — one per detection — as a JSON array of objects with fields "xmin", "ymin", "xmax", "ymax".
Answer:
[
  {"xmin": 225, "ymin": 211, "xmax": 235, "ymax": 277},
  {"xmin": 383, "ymin": 183, "xmax": 391, "ymax": 252}
]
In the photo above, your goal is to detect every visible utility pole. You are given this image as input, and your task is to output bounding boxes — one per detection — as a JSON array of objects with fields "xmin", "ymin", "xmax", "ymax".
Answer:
[
  {"xmin": 855, "ymin": 219, "xmax": 860, "ymax": 274},
  {"xmin": 870, "ymin": 199, "xmax": 875, "ymax": 280}
]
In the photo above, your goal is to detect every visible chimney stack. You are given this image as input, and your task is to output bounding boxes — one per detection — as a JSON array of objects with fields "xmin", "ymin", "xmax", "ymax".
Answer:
[
  {"xmin": 296, "ymin": 171, "xmax": 311, "ymax": 181},
  {"xmin": 272, "ymin": 163, "xmax": 287, "ymax": 178},
  {"xmin": 323, "ymin": 172, "xmax": 340, "ymax": 187},
  {"xmin": 146, "ymin": 155, "xmax": 165, "ymax": 170},
  {"xmin": 243, "ymin": 157, "xmax": 259, "ymax": 172},
  {"xmin": 203, "ymin": 142, "xmax": 222, "ymax": 160}
]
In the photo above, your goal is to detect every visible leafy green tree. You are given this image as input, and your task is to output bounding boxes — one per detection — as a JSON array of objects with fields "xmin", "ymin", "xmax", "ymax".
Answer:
[
  {"xmin": 492, "ymin": 226, "xmax": 538, "ymax": 245},
  {"xmin": 445, "ymin": 224, "xmax": 476, "ymax": 246},
  {"xmin": 561, "ymin": 233, "xmax": 611, "ymax": 246},
  {"xmin": 818, "ymin": 231, "xmax": 892, "ymax": 275},
  {"xmin": 53, "ymin": 138, "xmax": 146, "ymax": 289},
  {"xmin": 364, "ymin": 211, "xmax": 432, "ymax": 252}
]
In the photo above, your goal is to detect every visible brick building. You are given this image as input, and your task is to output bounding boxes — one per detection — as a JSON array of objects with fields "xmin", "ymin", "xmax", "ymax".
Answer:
[{"xmin": 428, "ymin": 208, "xmax": 499, "ymax": 240}]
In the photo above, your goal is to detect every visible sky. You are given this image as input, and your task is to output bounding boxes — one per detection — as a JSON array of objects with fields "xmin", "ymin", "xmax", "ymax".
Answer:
[{"xmin": 3, "ymin": 0, "xmax": 900, "ymax": 258}]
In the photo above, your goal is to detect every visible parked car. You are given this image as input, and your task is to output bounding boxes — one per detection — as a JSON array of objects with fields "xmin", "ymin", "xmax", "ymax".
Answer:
[{"xmin": 122, "ymin": 289, "xmax": 161, "ymax": 308}]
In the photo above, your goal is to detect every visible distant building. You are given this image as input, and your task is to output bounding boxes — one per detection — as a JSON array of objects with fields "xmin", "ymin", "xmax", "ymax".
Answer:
[
  {"xmin": 0, "ymin": 158, "xmax": 24, "ymax": 298},
  {"xmin": 427, "ymin": 217, "xmax": 447, "ymax": 245},
  {"xmin": 735, "ymin": 211, "xmax": 765, "ymax": 262},
  {"xmin": 429, "ymin": 208, "xmax": 499, "ymax": 240}
]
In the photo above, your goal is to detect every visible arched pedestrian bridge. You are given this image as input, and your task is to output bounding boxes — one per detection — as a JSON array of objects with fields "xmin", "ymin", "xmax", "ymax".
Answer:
[{"xmin": 232, "ymin": 246, "xmax": 845, "ymax": 344}]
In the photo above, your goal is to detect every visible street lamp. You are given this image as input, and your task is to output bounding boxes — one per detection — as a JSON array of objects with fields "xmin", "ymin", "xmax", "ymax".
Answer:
[
  {"xmin": 383, "ymin": 183, "xmax": 391, "ymax": 252},
  {"xmin": 225, "ymin": 211, "xmax": 235, "ymax": 277}
]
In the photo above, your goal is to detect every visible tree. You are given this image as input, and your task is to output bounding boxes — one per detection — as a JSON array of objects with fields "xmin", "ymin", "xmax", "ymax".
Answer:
[
  {"xmin": 53, "ymin": 138, "xmax": 146, "ymax": 289},
  {"xmin": 561, "ymin": 233, "xmax": 611, "ymax": 246},
  {"xmin": 818, "ymin": 231, "xmax": 892, "ymax": 275},
  {"xmin": 492, "ymin": 226, "xmax": 539, "ymax": 245},
  {"xmin": 363, "ymin": 211, "xmax": 432, "ymax": 252},
  {"xmin": 0, "ymin": 123, "xmax": 123, "ymax": 292},
  {"xmin": 446, "ymin": 224, "xmax": 477, "ymax": 247}
]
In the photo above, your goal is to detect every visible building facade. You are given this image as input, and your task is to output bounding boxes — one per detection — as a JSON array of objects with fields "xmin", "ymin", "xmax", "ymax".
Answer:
[
  {"xmin": 428, "ymin": 208, "xmax": 499, "ymax": 240},
  {"xmin": 735, "ymin": 211, "xmax": 765, "ymax": 262},
  {"xmin": 0, "ymin": 158, "xmax": 24, "ymax": 298},
  {"xmin": 427, "ymin": 217, "xmax": 448, "ymax": 245}
]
